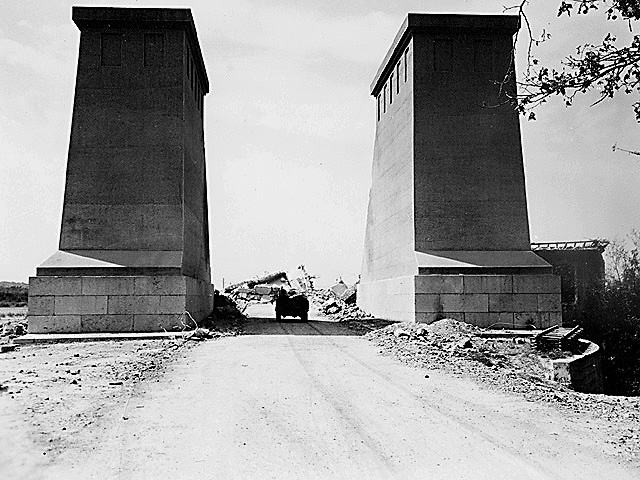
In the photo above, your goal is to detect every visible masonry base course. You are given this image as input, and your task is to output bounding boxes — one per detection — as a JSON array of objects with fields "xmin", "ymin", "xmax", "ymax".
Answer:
[
  {"xmin": 28, "ymin": 275, "xmax": 213, "ymax": 333},
  {"xmin": 358, "ymin": 273, "xmax": 562, "ymax": 328}
]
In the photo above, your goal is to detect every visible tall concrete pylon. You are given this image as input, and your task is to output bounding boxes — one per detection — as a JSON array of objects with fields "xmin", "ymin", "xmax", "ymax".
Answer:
[
  {"xmin": 358, "ymin": 14, "xmax": 562, "ymax": 328},
  {"xmin": 28, "ymin": 7, "xmax": 213, "ymax": 333}
]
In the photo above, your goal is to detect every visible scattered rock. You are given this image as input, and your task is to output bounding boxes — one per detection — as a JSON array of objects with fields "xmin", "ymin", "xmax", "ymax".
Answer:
[
  {"xmin": 309, "ymin": 289, "xmax": 372, "ymax": 323},
  {"xmin": 186, "ymin": 328, "xmax": 214, "ymax": 340},
  {"xmin": 1, "ymin": 320, "xmax": 26, "ymax": 338},
  {"xmin": 416, "ymin": 326, "xmax": 428, "ymax": 337},
  {"xmin": 322, "ymin": 300, "xmax": 338, "ymax": 311},
  {"xmin": 394, "ymin": 328, "xmax": 410, "ymax": 338},
  {"xmin": 364, "ymin": 317, "xmax": 640, "ymax": 460}
]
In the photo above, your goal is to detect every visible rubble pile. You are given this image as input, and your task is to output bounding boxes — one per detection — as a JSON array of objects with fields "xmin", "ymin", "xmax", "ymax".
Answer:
[
  {"xmin": 222, "ymin": 267, "xmax": 368, "ymax": 325},
  {"xmin": 1, "ymin": 319, "xmax": 26, "ymax": 340},
  {"xmin": 191, "ymin": 292, "xmax": 246, "ymax": 335},
  {"xmin": 308, "ymin": 288, "xmax": 371, "ymax": 322},
  {"xmin": 340, "ymin": 283, "xmax": 357, "ymax": 304},
  {"xmin": 212, "ymin": 291, "xmax": 249, "ymax": 320},
  {"xmin": 0, "ymin": 310, "xmax": 27, "ymax": 343},
  {"xmin": 327, "ymin": 280, "xmax": 357, "ymax": 305},
  {"xmin": 224, "ymin": 270, "xmax": 293, "ymax": 314},
  {"xmin": 222, "ymin": 266, "xmax": 364, "ymax": 323},
  {"xmin": 368, "ymin": 319, "xmax": 550, "ymax": 379},
  {"xmin": 228, "ymin": 285, "xmax": 280, "ymax": 309},
  {"xmin": 366, "ymin": 318, "xmax": 640, "ymax": 459},
  {"xmin": 224, "ymin": 271, "xmax": 289, "ymax": 293}
]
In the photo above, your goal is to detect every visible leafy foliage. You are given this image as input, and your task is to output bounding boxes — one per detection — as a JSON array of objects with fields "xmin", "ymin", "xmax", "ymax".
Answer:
[
  {"xmin": 581, "ymin": 232, "xmax": 640, "ymax": 395},
  {"xmin": 507, "ymin": 1, "xmax": 640, "ymax": 121},
  {"xmin": 0, "ymin": 283, "xmax": 27, "ymax": 307}
]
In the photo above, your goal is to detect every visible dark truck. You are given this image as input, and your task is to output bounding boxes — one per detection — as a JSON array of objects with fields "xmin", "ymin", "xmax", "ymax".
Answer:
[{"xmin": 275, "ymin": 288, "xmax": 309, "ymax": 321}]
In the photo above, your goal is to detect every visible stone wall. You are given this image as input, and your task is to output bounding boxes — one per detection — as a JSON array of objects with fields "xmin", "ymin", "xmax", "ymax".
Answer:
[
  {"xmin": 547, "ymin": 339, "xmax": 604, "ymax": 393},
  {"xmin": 28, "ymin": 275, "xmax": 213, "ymax": 333},
  {"xmin": 415, "ymin": 274, "xmax": 561, "ymax": 328}
]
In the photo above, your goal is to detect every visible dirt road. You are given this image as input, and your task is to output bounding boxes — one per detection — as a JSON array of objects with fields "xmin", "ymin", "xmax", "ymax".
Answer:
[{"xmin": 29, "ymin": 319, "xmax": 640, "ymax": 479}]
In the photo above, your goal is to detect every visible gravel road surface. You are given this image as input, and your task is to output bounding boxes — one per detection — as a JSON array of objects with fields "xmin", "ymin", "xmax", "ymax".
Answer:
[{"xmin": 39, "ymin": 319, "xmax": 638, "ymax": 479}]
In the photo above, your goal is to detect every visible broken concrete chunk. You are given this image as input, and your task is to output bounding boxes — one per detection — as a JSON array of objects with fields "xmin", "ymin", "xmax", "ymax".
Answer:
[
  {"xmin": 254, "ymin": 285, "xmax": 273, "ymax": 295},
  {"xmin": 322, "ymin": 299, "xmax": 338, "ymax": 310},
  {"xmin": 330, "ymin": 281, "xmax": 348, "ymax": 297},
  {"xmin": 394, "ymin": 328, "xmax": 410, "ymax": 338}
]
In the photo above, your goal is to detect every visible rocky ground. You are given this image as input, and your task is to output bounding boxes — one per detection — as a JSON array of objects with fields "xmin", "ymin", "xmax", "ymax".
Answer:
[
  {"xmin": 1, "ymin": 339, "xmax": 195, "ymax": 458},
  {"xmin": 304, "ymin": 289, "xmax": 640, "ymax": 463},
  {"xmin": 2, "ymin": 295, "xmax": 639, "ymax": 467},
  {"xmin": 0, "ymin": 318, "xmax": 240, "ymax": 470},
  {"xmin": 287, "ymin": 287, "xmax": 640, "ymax": 463},
  {"xmin": 0, "ymin": 306, "xmax": 28, "ymax": 343},
  {"xmin": 355, "ymin": 318, "xmax": 640, "ymax": 463},
  {"xmin": 309, "ymin": 288, "xmax": 374, "ymax": 322}
]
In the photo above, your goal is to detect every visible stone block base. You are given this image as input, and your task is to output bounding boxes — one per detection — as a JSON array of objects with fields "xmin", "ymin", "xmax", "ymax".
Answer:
[
  {"xmin": 27, "ymin": 275, "xmax": 213, "ymax": 333},
  {"xmin": 358, "ymin": 273, "xmax": 562, "ymax": 328}
]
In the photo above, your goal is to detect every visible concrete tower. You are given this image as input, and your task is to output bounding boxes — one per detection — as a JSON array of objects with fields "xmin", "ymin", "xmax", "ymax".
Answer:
[
  {"xmin": 28, "ymin": 7, "xmax": 213, "ymax": 333},
  {"xmin": 358, "ymin": 14, "xmax": 562, "ymax": 328}
]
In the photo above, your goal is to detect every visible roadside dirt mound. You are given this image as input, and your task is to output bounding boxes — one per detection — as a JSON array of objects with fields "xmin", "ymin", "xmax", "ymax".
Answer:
[
  {"xmin": 0, "ymin": 307, "xmax": 27, "ymax": 343},
  {"xmin": 309, "ymin": 289, "xmax": 372, "ymax": 322},
  {"xmin": 370, "ymin": 317, "xmax": 479, "ymax": 340},
  {"xmin": 366, "ymin": 318, "xmax": 640, "ymax": 462},
  {"xmin": 212, "ymin": 292, "xmax": 246, "ymax": 319}
]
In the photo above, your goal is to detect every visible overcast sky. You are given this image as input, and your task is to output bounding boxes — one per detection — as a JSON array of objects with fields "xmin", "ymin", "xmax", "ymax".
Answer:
[{"xmin": 1, "ymin": 0, "xmax": 638, "ymax": 287}]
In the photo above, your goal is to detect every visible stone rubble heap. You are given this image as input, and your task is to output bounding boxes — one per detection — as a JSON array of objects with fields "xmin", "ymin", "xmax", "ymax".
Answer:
[
  {"xmin": 223, "ymin": 267, "xmax": 364, "ymax": 322},
  {"xmin": 228, "ymin": 285, "xmax": 280, "ymax": 307},
  {"xmin": 307, "ymin": 288, "xmax": 371, "ymax": 322},
  {"xmin": 366, "ymin": 317, "xmax": 640, "ymax": 459},
  {"xmin": 367, "ymin": 318, "xmax": 547, "ymax": 373},
  {"xmin": 0, "ymin": 314, "xmax": 27, "ymax": 344},
  {"xmin": 224, "ymin": 270, "xmax": 292, "ymax": 313}
]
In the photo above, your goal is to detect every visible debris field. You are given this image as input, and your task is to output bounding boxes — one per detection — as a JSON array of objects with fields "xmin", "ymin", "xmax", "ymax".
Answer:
[{"xmin": 364, "ymin": 318, "xmax": 640, "ymax": 462}]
